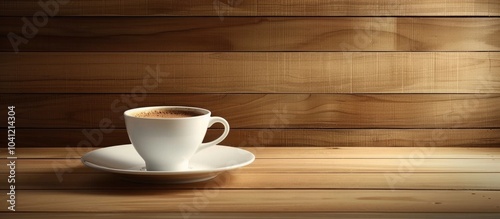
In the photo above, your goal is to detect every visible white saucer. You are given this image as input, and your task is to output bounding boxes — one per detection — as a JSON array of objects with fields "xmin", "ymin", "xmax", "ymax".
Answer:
[{"xmin": 81, "ymin": 144, "xmax": 255, "ymax": 184}]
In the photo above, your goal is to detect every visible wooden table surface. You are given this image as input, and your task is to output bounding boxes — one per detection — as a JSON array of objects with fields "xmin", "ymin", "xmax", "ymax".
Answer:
[{"xmin": 2, "ymin": 147, "xmax": 500, "ymax": 218}]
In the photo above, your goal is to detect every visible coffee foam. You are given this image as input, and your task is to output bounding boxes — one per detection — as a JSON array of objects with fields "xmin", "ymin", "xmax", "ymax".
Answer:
[{"xmin": 133, "ymin": 109, "xmax": 200, "ymax": 119}]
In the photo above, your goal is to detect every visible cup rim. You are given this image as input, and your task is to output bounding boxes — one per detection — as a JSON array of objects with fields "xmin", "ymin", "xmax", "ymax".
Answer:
[{"xmin": 124, "ymin": 106, "xmax": 210, "ymax": 120}]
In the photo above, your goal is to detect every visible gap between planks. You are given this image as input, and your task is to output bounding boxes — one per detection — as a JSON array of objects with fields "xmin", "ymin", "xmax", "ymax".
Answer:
[
  {"xmin": 6, "ymin": 147, "xmax": 500, "ymax": 159},
  {"xmin": 2, "ymin": 190, "xmax": 499, "ymax": 212}
]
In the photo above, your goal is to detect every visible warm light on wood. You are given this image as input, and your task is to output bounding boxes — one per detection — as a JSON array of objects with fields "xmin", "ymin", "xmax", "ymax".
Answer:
[{"xmin": 0, "ymin": 0, "xmax": 498, "ymax": 217}]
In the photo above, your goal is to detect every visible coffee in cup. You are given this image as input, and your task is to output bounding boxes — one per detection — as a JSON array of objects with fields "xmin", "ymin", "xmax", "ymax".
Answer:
[{"xmin": 132, "ymin": 109, "xmax": 202, "ymax": 119}]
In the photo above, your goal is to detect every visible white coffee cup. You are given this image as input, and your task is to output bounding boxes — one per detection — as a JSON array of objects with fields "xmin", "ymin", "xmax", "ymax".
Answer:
[{"xmin": 124, "ymin": 106, "xmax": 230, "ymax": 171}]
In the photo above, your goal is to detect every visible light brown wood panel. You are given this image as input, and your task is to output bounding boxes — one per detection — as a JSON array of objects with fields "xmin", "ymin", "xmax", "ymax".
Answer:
[
  {"xmin": 2, "ymin": 0, "xmax": 499, "ymax": 217},
  {"xmin": 3, "ymin": 213, "xmax": 500, "ymax": 219},
  {"xmin": 7, "ymin": 190, "xmax": 500, "ymax": 212},
  {"xmin": 3, "ymin": 148, "xmax": 500, "ymax": 214},
  {"xmin": 11, "ymin": 147, "xmax": 500, "ymax": 159},
  {"xmin": 6, "ymin": 159, "xmax": 500, "ymax": 174},
  {"xmin": 1, "ymin": 18, "xmax": 499, "ymax": 52},
  {"xmin": 1, "ymin": 94, "xmax": 499, "ymax": 128},
  {"xmin": 2, "ymin": 213, "xmax": 500, "ymax": 219},
  {"xmin": 1, "ymin": 0, "xmax": 498, "ymax": 16},
  {"xmin": 4, "ymin": 172, "xmax": 500, "ymax": 190},
  {"xmin": 2, "ymin": 52, "xmax": 499, "ymax": 93},
  {"xmin": 5, "ymin": 129, "xmax": 500, "ymax": 148}
]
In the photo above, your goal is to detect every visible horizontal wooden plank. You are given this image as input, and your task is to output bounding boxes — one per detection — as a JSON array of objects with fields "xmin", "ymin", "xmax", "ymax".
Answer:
[
  {"xmin": 1, "ymin": 0, "xmax": 498, "ymax": 16},
  {"xmin": 2, "ymin": 52, "xmax": 499, "ymax": 93},
  {"xmin": 1, "ymin": 18, "xmax": 499, "ymax": 52},
  {"xmin": 3, "ymin": 129, "xmax": 500, "ymax": 148},
  {"xmin": 6, "ymin": 158, "xmax": 500, "ymax": 174},
  {"xmin": 11, "ymin": 147, "xmax": 500, "ymax": 159},
  {"xmin": 1, "ymin": 94, "xmax": 499, "ymax": 128},
  {"xmin": 6, "ymin": 190, "xmax": 500, "ymax": 212},
  {"xmin": 246, "ymin": 159, "xmax": 500, "ymax": 173},
  {"xmin": 2, "ymin": 213, "xmax": 500, "ymax": 219},
  {"xmin": 4, "ymin": 172, "xmax": 500, "ymax": 190}
]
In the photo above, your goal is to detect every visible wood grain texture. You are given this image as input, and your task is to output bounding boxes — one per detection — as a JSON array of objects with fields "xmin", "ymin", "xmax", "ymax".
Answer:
[
  {"xmin": 6, "ymin": 190, "xmax": 500, "ymax": 212},
  {"xmin": 1, "ymin": 18, "xmax": 499, "ymax": 52},
  {"xmin": 2, "ymin": 172, "xmax": 500, "ymax": 190},
  {"xmin": 5, "ymin": 129, "xmax": 500, "ymax": 148},
  {"xmin": 6, "ymin": 158, "xmax": 500, "ymax": 174},
  {"xmin": 1, "ymin": 94, "xmax": 499, "ymax": 128},
  {"xmin": 1, "ymin": 0, "xmax": 498, "ymax": 16},
  {"xmin": 2, "ymin": 147, "xmax": 499, "ymax": 215},
  {"xmin": 2, "ymin": 52, "xmax": 499, "ymax": 94},
  {"xmin": 2, "ymin": 0, "xmax": 500, "ymax": 217},
  {"xmin": 2, "ymin": 213, "xmax": 500, "ymax": 219},
  {"xmin": 11, "ymin": 147, "xmax": 500, "ymax": 159}
]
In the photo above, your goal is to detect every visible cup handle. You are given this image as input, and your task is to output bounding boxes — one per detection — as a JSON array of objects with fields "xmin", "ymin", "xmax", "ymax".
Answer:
[{"xmin": 197, "ymin": 116, "xmax": 230, "ymax": 152}]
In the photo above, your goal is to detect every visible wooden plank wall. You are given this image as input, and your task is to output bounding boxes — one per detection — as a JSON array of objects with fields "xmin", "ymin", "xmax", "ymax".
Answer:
[{"xmin": 1, "ymin": 0, "xmax": 499, "ymax": 148}]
